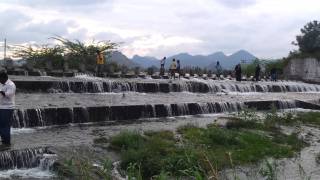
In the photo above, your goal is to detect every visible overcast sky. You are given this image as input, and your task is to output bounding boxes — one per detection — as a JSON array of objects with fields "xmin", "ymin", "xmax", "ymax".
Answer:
[{"xmin": 0, "ymin": 0, "xmax": 319, "ymax": 59}]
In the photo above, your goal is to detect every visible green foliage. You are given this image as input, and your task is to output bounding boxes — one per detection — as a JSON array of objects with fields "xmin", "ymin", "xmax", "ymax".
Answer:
[
  {"xmin": 264, "ymin": 111, "xmax": 320, "ymax": 127},
  {"xmin": 109, "ymin": 131, "xmax": 145, "ymax": 151},
  {"xmin": 295, "ymin": 20, "xmax": 320, "ymax": 54},
  {"xmin": 13, "ymin": 36, "xmax": 118, "ymax": 72},
  {"xmin": 127, "ymin": 163, "xmax": 143, "ymax": 180},
  {"xmin": 259, "ymin": 160, "xmax": 278, "ymax": 180},
  {"xmin": 109, "ymin": 120, "xmax": 303, "ymax": 179},
  {"xmin": 56, "ymin": 156, "xmax": 113, "ymax": 180},
  {"xmin": 13, "ymin": 44, "xmax": 65, "ymax": 70},
  {"xmin": 241, "ymin": 59, "xmax": 260, "ymax": 77},
  {"xmin": 264, "ymin": 58, "xmax": 288, "ymax": 75}
]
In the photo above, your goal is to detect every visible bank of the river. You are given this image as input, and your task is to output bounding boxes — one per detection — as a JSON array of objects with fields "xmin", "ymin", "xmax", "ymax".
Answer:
[{"xmin": 52, "ymin": 110, "xmax": 320, "ymax": 180}]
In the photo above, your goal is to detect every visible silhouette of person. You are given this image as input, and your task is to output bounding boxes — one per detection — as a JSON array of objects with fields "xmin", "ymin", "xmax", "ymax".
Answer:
[
  {"xmin": 255, "ymin": 64, "xmax": 261, "ymax": 81},
  {"xmin": 215, "ymin": 61, "xmax": 222, "ymax": 80},
  {"xmin": 160, "ymin": 57, "xmax": 166, "ymax": 76},
  {"xmin": 235, "ymin": 64, "xmax": 242, "ymax": 81},
  {"xmin": 177, "ymin": 60, "xmax": 181, "ymax": 79}
]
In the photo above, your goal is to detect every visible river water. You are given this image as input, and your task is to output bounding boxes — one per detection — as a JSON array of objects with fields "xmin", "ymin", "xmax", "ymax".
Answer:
[{"xmin": 1, "ymin": 75, "xmax": 320, "ymax": 179}]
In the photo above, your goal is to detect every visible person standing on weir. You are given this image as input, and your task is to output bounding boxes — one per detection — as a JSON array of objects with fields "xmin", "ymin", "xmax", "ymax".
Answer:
[
  {"xmin": 270, "ymin": 68, "xmax": 277, "ymax": 81},
  {"xmin": 215, "ymin": 61, "xmax": 222, "ymax": 80},
  {"xmin": 170, "ymin": 59, "xmax": 177, "ymax": 80},
  {"xmin": 235, "ymin": 63, "xmax": 242, "ymax": 81},
  {"xmin": 177, "ymin": 60, "xmax": 181, "ymax": 79},
  {"xmin": 96, "ymin": 50, "xmax": 105, "ymax": 77},
  {"xmin": 0, "ymin": 71, "xmax": 16, "ymax": 148},
  {"xmin": 255, "ymin": 64, "xmax": 261, "ymax": 81},
  {"xmin": 160, "ymin": 57, "xmax": 166, "ymax": 77}
]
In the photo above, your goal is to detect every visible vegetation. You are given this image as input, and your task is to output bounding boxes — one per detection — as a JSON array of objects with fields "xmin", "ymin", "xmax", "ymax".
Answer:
[
  {"xmin": 13, "ymin": 36, "xmax": 119, "ymax": 72},
  {"xmin": 241, "ymin": 59, "xmax": 260, "ymax": 77},
  {"xmin": 56, "ymin": 110, "xmax": 320, "ymax": 179},
  {"xmin": 105, "ymin": 113, "xmax": 305, "ymax": 179},
  {"xmin": 56, "ymin": 155, "xmax": 113, "ymax": 180},
  {"xmin": 289, "ymin": 20, "xmax": 320, "ymax": 59},
  {"xmin": 295, "ymin": 20, "xmax": 320, "ymax": 54},
  {"xmin": 241, "ymin": 58, "xmax": 288, "ymax": 78}
]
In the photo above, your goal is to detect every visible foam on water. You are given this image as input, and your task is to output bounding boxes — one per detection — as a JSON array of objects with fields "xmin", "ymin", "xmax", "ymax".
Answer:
[
  {"xmin": 11, "ymin": 128, "xmax": 36, "ymax": 135},
  {"xmin": 0, "ymin": 167, "xmax": 55, "ymax": 179}
]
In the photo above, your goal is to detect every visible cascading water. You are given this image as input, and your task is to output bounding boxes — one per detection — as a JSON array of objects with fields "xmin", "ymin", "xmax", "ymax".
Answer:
[
  {"xmin": 0, "ymin": 148, "xmax": 57, "ymax": 179},
  {"xmin": 0, "ymin": 147, "xmax": 54, "ymax": 170},
  {"xmin": 16, "ymin": 78, "xmax": 320, "ymax": 94},
  {"xmin": 9, "ymin": 101, "xmax": 258, "ymax": 128},
  {"xmin": 277, "ymin": 100, "xmax": 298, "ymax": 109}
]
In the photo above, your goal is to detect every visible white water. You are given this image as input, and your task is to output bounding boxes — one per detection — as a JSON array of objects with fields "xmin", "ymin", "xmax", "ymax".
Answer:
[{"xmin": 0, "ymin": 167, "xmax": 55, "ymax": 179}]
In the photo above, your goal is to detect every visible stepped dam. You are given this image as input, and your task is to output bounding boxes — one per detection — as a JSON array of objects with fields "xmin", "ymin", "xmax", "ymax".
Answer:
[{"xmin": 0, "ymin": 75, "xmax": 319, "ymax": 179}]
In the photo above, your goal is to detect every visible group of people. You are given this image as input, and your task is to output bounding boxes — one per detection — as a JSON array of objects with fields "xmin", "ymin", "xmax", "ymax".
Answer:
[
  {"xmin": 97, "ymin": 50, "xmax": 278, "ymax": 82},
  {"xmin": 160, "ymin": 57, "xmax": 181, "ymax": 80},
  {"xmin": 234, "ymin": 63, "xmax": 277, "ymax": 82},
  {"xmin": 234, "ymin": 63, "xmax": 262, "ymax": 82}
]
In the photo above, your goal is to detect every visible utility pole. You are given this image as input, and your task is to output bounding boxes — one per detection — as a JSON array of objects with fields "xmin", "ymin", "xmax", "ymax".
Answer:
[{"xmin": 3, "ymin": 38, "xmax": 6, "ymax": 60}]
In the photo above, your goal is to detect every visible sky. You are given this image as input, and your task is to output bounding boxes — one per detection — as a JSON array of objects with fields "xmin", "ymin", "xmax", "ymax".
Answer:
[{"xmin": 0, "ymin": 0, "xmax": 319, "ymax": 59}]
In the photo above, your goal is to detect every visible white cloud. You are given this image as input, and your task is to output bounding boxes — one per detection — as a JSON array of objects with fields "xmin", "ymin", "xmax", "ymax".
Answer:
[{"xmin": 0, "ymin": 0, "xmax": 320, "ymax": 59}]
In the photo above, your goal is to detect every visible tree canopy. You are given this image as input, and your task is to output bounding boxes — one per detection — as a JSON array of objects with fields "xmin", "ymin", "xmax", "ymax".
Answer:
[
  {"xmin": 13, "ymin": 36, "xmax": 118, "ymax": 71},
  {"xmin": 295, "ymin": 20, "xmax": 320, "ymax": 53}
]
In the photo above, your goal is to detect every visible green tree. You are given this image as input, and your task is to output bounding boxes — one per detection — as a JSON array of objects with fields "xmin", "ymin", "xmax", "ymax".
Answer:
[
  {"xmin": 295, "ymin": 20, "xmax": 320, "ymax": 53},
  {"xmin": 13, "ymin": 44, "xmax": 64, "ymax": 70},
  {"xmin": 242, "ymin": 59, "xmax": 260, "ymax": 77},
  {"xmin": 51, "ymin": 36, "xmax": 118, "ymax": 71},
  {"xmin": 13, "ymin": 36, "xmax": 118, "ymax": 72}
]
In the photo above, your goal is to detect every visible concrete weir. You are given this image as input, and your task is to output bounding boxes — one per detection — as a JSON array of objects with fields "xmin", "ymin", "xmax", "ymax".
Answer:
[
  {"xmin": 0, "ymin": 147, "xmax": 55, "ymax": 170},
  {"xmin": 2, "ymin": 75, "xmax": 320, "ymax": 178},
  {"xmin": 11, "ymin": 100, "xmax": 320, "ymax": 128},
  {"xmin": 13, "ymin": 78, "xmax": 320, "ymax": 93}
]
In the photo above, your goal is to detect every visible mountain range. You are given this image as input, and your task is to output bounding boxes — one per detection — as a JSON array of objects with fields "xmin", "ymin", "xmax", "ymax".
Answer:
[{"xmin": 108, "ymin": 50, "xmax": 256, "ymax": 70}]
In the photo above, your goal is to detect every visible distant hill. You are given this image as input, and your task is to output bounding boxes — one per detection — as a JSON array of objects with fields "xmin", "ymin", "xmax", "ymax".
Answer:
[
  {"xmin": 131, "ymin": 50, "xmax": 256, "ymax": 69},
  {"xmin": 108, "ymin": 51, "xmax": 139, "ymax": 68},
  {"xmin": 208, "ymin": 50, "xmax": 257, "ymax": 70},
  {"xmin": 131, "ymin": 55, "xmax": 159, "ymax": 68}
]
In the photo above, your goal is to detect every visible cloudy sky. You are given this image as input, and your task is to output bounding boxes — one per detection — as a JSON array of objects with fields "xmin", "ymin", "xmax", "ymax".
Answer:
[{"xmin": 0, "ymin": 0, "xmax": 319, "ymax": 59}]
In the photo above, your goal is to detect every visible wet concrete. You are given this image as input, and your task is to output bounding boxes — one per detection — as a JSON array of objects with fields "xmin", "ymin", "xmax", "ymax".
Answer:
[
  {"xmin": 13, "ymin": 92, "xmax": 320, "ymax": 109},
  {"xmin": 10, "ymin": 75, "xmax": 320, "ymax": 93},
  {"xmin": 10, "ymin": 115, "xmax": 226, "ymax": 150}
]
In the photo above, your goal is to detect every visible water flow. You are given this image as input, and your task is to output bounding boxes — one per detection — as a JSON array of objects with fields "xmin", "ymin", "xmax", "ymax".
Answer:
[
  {"xmin": 48, "ymin": 78, "xmax": 320, "ymax": 94},
  {"xmin": 0, "ymin": 147, "xmax": 53, "ymax": 170}
]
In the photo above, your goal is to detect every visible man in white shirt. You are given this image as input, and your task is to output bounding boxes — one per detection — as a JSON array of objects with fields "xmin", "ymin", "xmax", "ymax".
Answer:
[{"xmin": 0, "ymin": 71, "xmax": 16, "ymax": 146}]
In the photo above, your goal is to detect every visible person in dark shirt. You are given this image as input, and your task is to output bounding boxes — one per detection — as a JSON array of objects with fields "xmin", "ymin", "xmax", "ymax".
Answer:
[
  {"xmin": 270, "ymin": 68, "xmax": 277, "ymax": 81},
  {"xmin": 160, "ymin": 57, "xmax": 166, "ymax": 76},
  {"xmin": 177, "ymin": 60, "xmax": 181, "ymax": 79},
  {"xmin": 235, "ymin": 64, "xmax": 242, "ymax": 81},
  {"xmin": 255, "ymin": 64, "xmax": 261, "ymax": 81},
  {"xmin": 215, "ymin": 61, "xmax": 222, "ymax": 80}
]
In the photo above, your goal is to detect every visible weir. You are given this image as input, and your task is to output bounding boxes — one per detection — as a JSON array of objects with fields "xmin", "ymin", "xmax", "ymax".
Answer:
[
  {"xmin": 10, "ymin": 99, "xmax": 319, "ymax": 128},
  {"xmin": 3, "ymin": 75, "xmax": 320, "ymax": 178},
  {"xmin": 0, "ymin": 147, "xmax": 55, "ymax": 170},
  {"xmin": 13, "ymin": 79, "xmax": 320, "ymax": 93}
]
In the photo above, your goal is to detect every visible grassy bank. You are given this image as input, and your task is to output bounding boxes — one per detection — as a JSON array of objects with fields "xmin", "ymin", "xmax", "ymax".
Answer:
[
  {"xmin": 106, "ymin": 111, "xmax": 305, "ymax": 179},
  {"xmin": 55, "ymin": 110, "xmax": 319, "ymax": 179}
]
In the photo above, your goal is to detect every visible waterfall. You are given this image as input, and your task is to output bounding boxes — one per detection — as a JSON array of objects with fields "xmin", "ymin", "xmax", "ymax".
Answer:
[
  {"xmin": 0, "ymin": 147, "xmax": 55, "ymax": 170},
  {"xmin": 278, "ymin": 100, "xmax": 298, "ymax": 109},
  {"xmin": 15, "ymin": 78, "xmax": 320, "ymax": 94},
  {"xmin": 38, "ymin": 153, "xmax": 58, "ymax": 171},
  {"xmin": 11, "ymin": 98, "xmax": 320, "ymax": 129}
]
